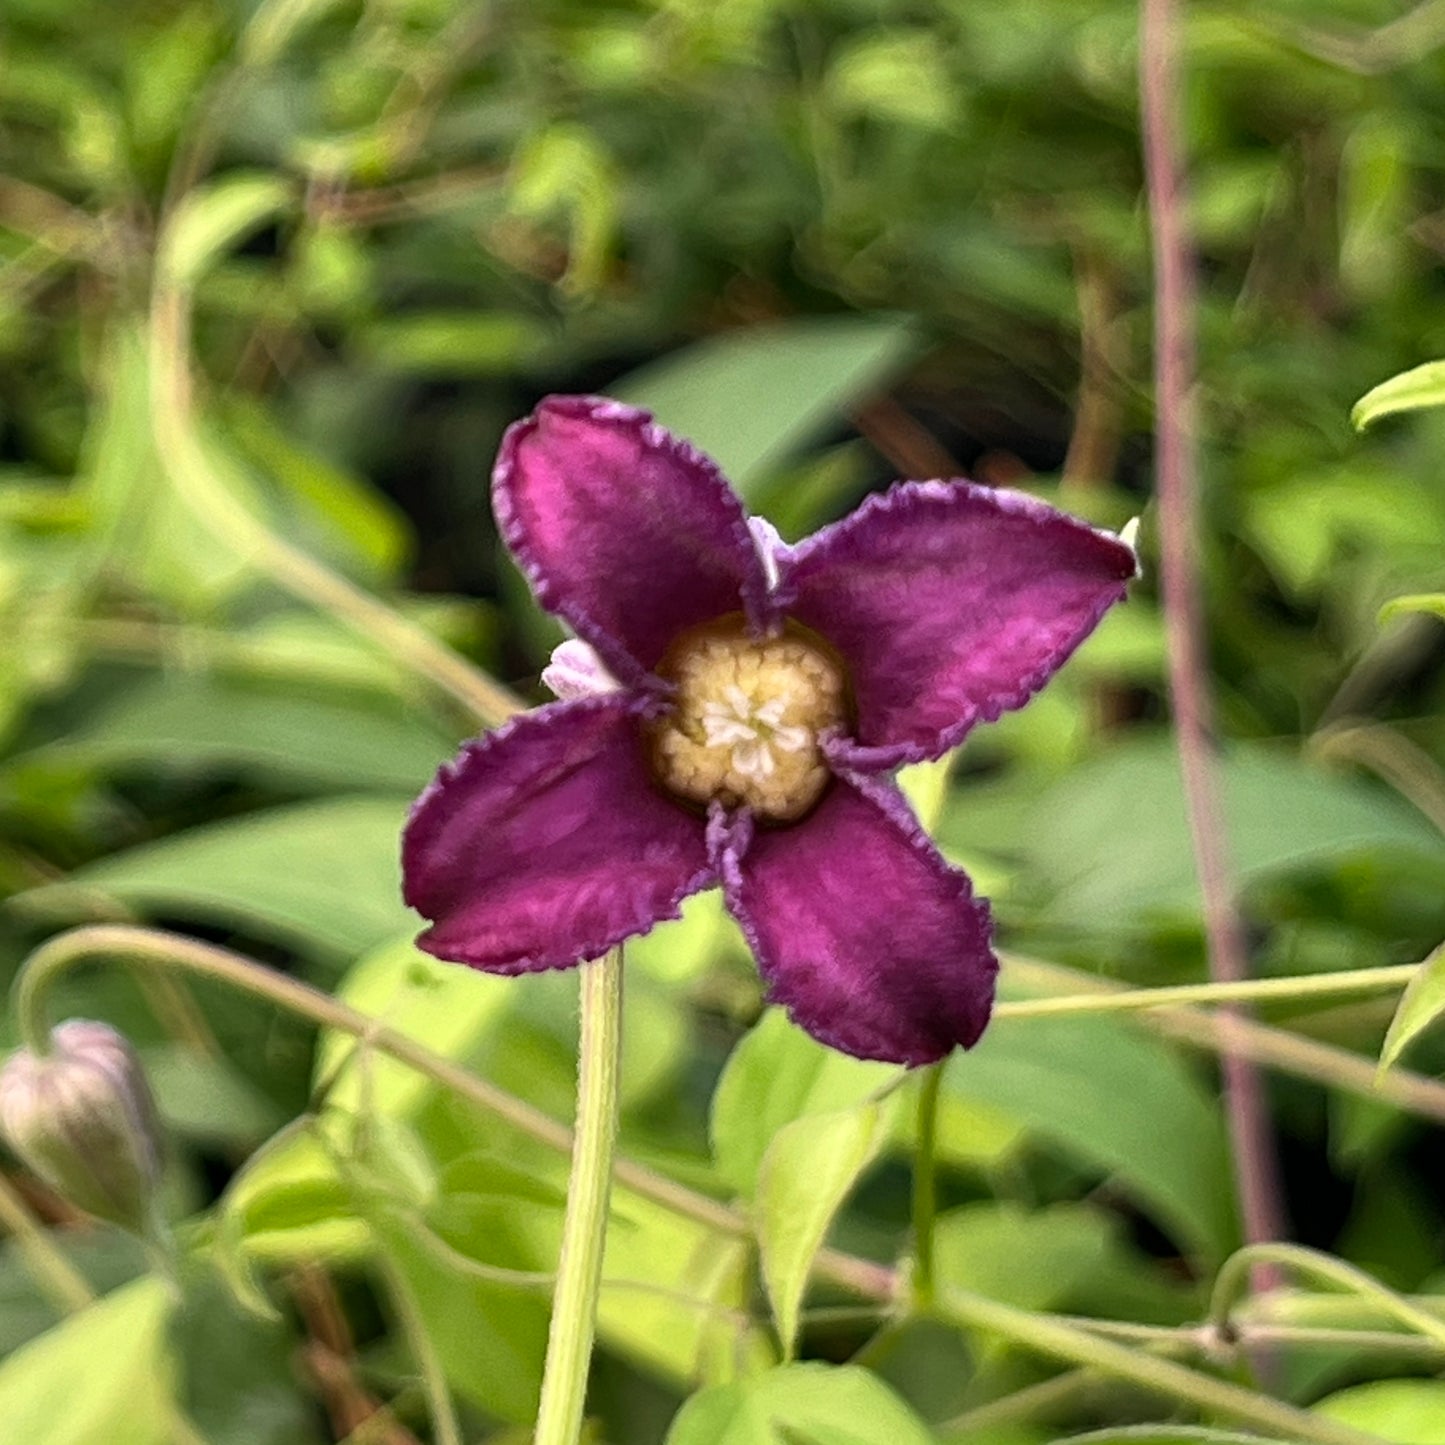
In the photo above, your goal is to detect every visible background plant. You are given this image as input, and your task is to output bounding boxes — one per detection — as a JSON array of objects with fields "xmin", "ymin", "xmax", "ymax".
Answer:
[{"xmin": 3, "ymin": 0, "xmax": 1445, "ymax": 1441}]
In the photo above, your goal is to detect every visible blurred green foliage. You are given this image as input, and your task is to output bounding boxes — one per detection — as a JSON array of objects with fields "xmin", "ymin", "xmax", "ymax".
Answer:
[{"xmin": 2, "ymin": 0, "xmax": 1445, "ymax": 1441}]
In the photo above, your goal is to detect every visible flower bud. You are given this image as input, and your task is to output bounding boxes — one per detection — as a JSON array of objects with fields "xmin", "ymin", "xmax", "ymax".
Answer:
[{"xmin": 0, "ymin": 1020, "xmax": 163, "ymax": 1236}]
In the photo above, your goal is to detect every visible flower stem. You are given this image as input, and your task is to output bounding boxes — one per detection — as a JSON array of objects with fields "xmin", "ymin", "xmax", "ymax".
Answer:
[
  {"xmin": 910, "ymin": 1062, "xmax": 943, "ymax": 1311},
  {"xmin": 534, "ymin": 950, "xmax": 624, "ymax": 1445},
  {"xmin": 1140, "ymin": 0, "xmax": 1287, "ymax": 1283}
]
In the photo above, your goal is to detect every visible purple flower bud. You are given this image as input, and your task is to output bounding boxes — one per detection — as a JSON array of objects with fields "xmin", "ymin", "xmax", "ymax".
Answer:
[{"xmin": 0, "ymin": 1020, "xmax": 163, "ymax": 1236}]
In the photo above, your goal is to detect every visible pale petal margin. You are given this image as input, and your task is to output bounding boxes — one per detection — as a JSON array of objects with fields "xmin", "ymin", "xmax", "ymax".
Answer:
[
  {"xmin": 777, "ymin": 480, "xmax": 1139, "ymax": 770},
  {"xmin": 402, "ymin": 695, "xmax": 713, "ymax": 972},
  {"xmin": 713, "ymin": 775, "xmax": 997, "ymax": 1065},
  {"xmin": 494, "ymin": 396, "xmax": 775, "ymax": 684}
]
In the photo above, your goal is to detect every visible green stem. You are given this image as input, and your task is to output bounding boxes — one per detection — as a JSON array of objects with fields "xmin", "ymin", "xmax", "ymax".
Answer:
[
  {"xmin": 940, "ymin": 1369, "xmax": 1094, "ymax": 1437},
  {"xmin": 534, "ymin": 950, "xmax": 624, "ymax": 1445},
  {"xmin": 14, "ymin": 925, "xmax": 739, "ymax": 1236},
  {"xmin": 374, "ymin": 1240, "xmax": 463, "ymax": 1445},
  {"xmin": 1210, "ymin": 1243, "xmax": 1445, "ymax": 1354},
  {"xmin": 910, "ymin": 1062, "xmax": 943, "ymax": 1310},
  {"xmin": 146, "ymin": 284, "xmax": 519, "ymax": 731},
  {"xmin": 14, "ymin": 926, "xmax": 1441, "ymax": 1440},
  {"xmin": 0, "ymin": 1170, "xmax": 94, "ymax": 1313},
  {"xmin": 994, "ymin": 962, "xmax": 1420, "ymax": 1020},
  {"xmin": 934, "ymin": 1285, "xmax": 1379, "ymax": 1445}
]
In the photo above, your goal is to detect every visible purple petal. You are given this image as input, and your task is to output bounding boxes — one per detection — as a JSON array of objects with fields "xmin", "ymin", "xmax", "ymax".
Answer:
[
  {"xmin": 779, "ymin": 481, "xmax": 1138, "ymax": 769},
  {"xmin": 494, "ymin": 396, "xmax": 773, "ymax": 683},
  {"xmin": 403, "ymin": 696, "xmax": 712, "ymax": 972},
  {"xmin": 715, "ymin": 774, "xmax": 996, "ymax": 1065}
]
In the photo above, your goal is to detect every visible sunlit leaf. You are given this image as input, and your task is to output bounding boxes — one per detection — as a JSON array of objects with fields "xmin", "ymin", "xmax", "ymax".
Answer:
[
  {"xmin": 0, "ymin": 1278, "xmax": 174, "ymax": 1445},
  {"xmin": 1378, "ymin": 593, "xmax": 1445, "ymax": 625},
  {"xmin": 159, "ymin": 173, "xmax": 292, "ymax": 287},
  {"xmin": 1379, "ymin": 943, "xmax": 1445, "ymax": 1071},
  {"xmin": 1315, "ymin": 1378, "xmax": 1445, "ymax": 1444},
  {"xmin": 757, "ymin": 1100, "xmax": 895, "ymax": 1356},
  {"xmin": 933, "ymin": 1202, "xmax": 1116, "ymax": 1314},
  {"xmin": 826, "ymin": 31, "xmax": 956, "ymax": 129},
  {"xmin": 1058, "ymin": 1430, "xmax": 1280, "ymax": 1445},
  {"xmin": 1352, "ymin": 360, "xmax": 1445, "ymax": 431},
  {"xmin": 317, "ymin": 938, "xmax": 513, "ymax": 1116},
  {"xmin": 711, "ymin": 1008, "xmax": 900, "ymax": 1198},
  {"xmin": 360, "ymin": 312, "xmax": 547, "ymax": 376},
  {"xmin": 372, "ymin": 1209, "xmax": 549, "ymax": 1425},
  {"xmin": 666, "ymin": 1362, "xmax": 938, "ymax": 1445}
]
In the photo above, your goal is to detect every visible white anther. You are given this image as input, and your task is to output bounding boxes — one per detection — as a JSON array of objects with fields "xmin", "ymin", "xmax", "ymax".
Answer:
[
  {"xmin": 542, "ymin": 639, "xmax": 622, "ymax": 700},
  {"xmin": 748, "ymin": 515, "xmax": 789, "ymax": 593}
]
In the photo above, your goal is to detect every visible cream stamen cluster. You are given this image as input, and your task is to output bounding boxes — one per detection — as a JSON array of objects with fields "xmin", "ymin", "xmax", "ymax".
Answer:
[{"xmin": 649, "ymin": 625, "xmax": 848, "ymax": 822}]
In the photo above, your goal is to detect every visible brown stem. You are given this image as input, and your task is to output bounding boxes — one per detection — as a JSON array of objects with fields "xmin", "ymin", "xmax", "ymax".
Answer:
[
  {"xmin": 1062, "ymin": 250, "xmax": 1125, "ymax": 493},
  {"xmin": 851, "ymin": 395, "xmax": 964, "ymax": 480},
  {"xmin": 1139, "ymin": 0, "xmax": 1288, "ymax": 1289},
  {"xmin": 291, "ymin": 1263, "xmax": 418, "ymax": 1443}
]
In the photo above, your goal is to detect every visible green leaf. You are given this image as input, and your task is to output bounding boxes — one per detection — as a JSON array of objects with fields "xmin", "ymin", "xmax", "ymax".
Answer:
[
  {"xmin": 757, "ymin": 1101, "xmax": 895, "ymax": 1356},
  {"xmin": 11, "ymin": 675, "xmax": 452, "ymax": 793},
  {"xmin": 933, "ymin": 1202, "xmax": 1116, "ymax": 1314},
  {"xmin": 666, "ymin": 1362, "xmax": 938, "ymax": 1445},
  {"xmin": 316, "ymin": 937, "xmax": 513, "ymax": 1116},
  {"xmin": 897, "ymin": 755, "xmax": 955, "ymax": 832},
  {"xmin": 1314, "ymin": 1379, "xmax": 1445, "ymax": 1444},
  {"xmin": 220, "ymin": 1117, "xmax": 368, "ymax": 1267},
  {"xmin": 945, "ymin": 1016, "xmax": 1236, "ymax": 1259},
  {"xmin": 1008, "ymin": 739, "xmax": 1445, "ymax": 930},
  {"xmin": 159, "ymin": 173, "xmax": 292, "ymax": 287},
  {"xmin": 611, "ymin": 316, "xmax": 917, "ymax": 494},
  {"xmin": 1244, "ymin": 465, "xmax": 1443, "ymax": 596},
  {"xmin": 826, "ymin": 31, "xmax": 956, "ymax": 129},
  {"xmin": 711, "ymin": 1008, "xmax": 900, "ymax": 1197},
  {"xmin": 1353, "ymin": 360, "xmax": 1445, "ymax": 430},
  {"xmin": 371, "ymin": 1207, "xmax": 550, "ymax": 1425},
  {"xmin": 143, "ymin": 1043, "xmax": 287, "ymax": 1147},
  {"xmin": 18, "ymin": 796, "xmax": 413, "ymax": 957},
  {"xmin": 1378, "ymin": 593, "xmax": 1445, "ymax": 625},
  {"xmin": 224, "ymin": 400, "xmax": 411, "ymax": 583},
  {"xmin": 241, "ymin": 0, "xmax": 350, "ymax": 65},
  {"xmin": 80, "ymin": 325, "xmax": 254, "ymax": 607},
  {"xmin": 359, "ymin": 312, "xmax": 547, "ymax": 376},
  {"xmin": 1379, "ymin": 943, "xmax": 1445, "ymax": 1070},
  {"xmin": 507, "ymin": 123, "xmax": 618, "ymax": 294},
  {"xmin": 1058, "ymin": 1430, "xmax": 1280, "ymax": 1445},
  {"xmin": 0, "ymin": 1278, "xmax": 174, "ymax": 1445},
  {"xmin": 1338, "ymin": 115, "xmax": 1409, "ymax": 301},
  {"xmin": 597, "ymin": 1188, "xmax": 766, "ymax": 1386}
]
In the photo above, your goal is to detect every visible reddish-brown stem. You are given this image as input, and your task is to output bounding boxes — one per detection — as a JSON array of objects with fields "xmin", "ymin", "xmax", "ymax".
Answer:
[{"xmin": 1139, "ymin": 0, "xmax": 1288, "ymax": 1285}]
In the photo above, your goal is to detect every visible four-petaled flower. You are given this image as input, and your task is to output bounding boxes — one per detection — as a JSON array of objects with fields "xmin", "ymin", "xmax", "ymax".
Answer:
[{"xmin": 402, "ymin": 396, "xmax": 1137, "ymax": 1065}]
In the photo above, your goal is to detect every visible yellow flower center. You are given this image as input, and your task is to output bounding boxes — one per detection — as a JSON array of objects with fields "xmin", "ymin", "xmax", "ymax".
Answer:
[{"xmin": 647, "ymin": 618, "xmax": 849, "ymax": 823}]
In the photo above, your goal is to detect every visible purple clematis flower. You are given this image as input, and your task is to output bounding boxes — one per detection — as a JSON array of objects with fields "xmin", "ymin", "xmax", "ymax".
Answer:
[{"xmin": 402, "ymin": 396, "xmax": 1137, "ymax": 1065}]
